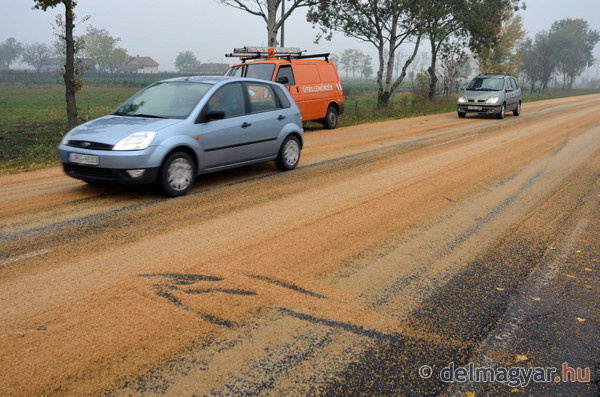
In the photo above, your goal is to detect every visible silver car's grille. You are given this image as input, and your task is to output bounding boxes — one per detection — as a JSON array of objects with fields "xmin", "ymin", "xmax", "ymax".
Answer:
[
  {"xmin": 63, "ymin": 163, "xmax": 120, "ymax": 178},
  {"xmin": 67, "ymin": 140, "xmax": 113, "ymax": 150}
]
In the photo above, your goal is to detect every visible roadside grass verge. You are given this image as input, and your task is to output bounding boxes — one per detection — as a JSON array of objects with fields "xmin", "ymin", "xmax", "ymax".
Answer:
[
  {"xmin": 1, "ymin": 82, "xmax": 598, "ymax": 173},
  {"xmin": 0, "ymin": 83, "xmax": 138, "ymax": 172}
]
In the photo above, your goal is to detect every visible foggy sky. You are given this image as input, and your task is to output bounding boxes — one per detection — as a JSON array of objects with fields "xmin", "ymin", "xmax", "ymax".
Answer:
[{"xmin": 1, "ymin": 0, "xmax": 600, "ymax": 72}]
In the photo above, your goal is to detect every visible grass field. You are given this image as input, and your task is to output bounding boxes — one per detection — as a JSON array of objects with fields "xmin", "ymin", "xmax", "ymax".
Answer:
[
  {"xmin": 0, "ymin": 81, "xmax": 597, "ymax": 173},
  {"xmin": 0, "ymin": 83, "xmax": 140, "ymax": 171}
]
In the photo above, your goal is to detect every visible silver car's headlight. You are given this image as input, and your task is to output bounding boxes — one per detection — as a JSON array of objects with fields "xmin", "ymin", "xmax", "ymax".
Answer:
[
  {"xmin": 486, "ymin": 97, "xmax": 500, "ymax": 104},
  {"xmin": 113, "ymin": 131, "xmax": 156, "ymax": 151},
  {"xmin": 457, "ymin": 96, "xmax": 467, "ymax": 104}
]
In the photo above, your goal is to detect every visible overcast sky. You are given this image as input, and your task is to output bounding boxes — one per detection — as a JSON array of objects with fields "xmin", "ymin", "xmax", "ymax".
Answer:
[{"xmin": 1, "ymin": 0, "xmax": 600, "ymax": 72}]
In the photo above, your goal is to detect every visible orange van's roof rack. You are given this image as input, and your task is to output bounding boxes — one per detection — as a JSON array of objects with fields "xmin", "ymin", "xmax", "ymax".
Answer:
[{"xmin": 226, "ymin": 46, "xmax": 331, "ymax": 63}]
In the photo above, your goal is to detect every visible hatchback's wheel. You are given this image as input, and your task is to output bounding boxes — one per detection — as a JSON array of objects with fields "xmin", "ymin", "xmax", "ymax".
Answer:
[
  {"xmin": 513, "ymin": 101, "xmax": 521, "ymax": 116},
  {"xmin": 275, "ymin": 136, "xmax": 301, "ymax": 171},
  {"xmin": 458, "ymin": 111, "xmax": 466, "ymax": 118},
  {"xmin": 159, "ymin": 151, "xmax": 196, "ymax": 197},
  {"xmin": 497, "ymin": 103, "xmax": 506, "ymax": 119},
  {"xmin": 323, "ymin": 105, "xmax": 338, "ymax": 129}
]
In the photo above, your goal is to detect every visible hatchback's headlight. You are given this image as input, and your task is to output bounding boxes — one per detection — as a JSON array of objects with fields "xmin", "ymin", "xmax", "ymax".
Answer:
[
  {"xmin": 486, "ymin": 97, "xmax": 500, "ymax": 104},
  {"xmin": 113, "ymin": 131, "xmax": 156, "ymax": 151},
  {"xmin": 457, "ymin": 96, "xmax": 467, "ymax": 104}
]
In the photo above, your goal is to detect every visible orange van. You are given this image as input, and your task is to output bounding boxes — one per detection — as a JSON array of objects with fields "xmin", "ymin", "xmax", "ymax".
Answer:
[{"xmin": 226, "ymin": 46, "xmax": 344, "ymax": 129}]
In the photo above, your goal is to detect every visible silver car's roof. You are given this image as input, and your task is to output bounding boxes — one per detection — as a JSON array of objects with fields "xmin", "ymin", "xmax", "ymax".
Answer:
[
  {"xmin": 159, "ymin": 76, "xmax": 232, "ymax": 84},
  {"xmin": 158, "ymin": 76, "xmax": 284, "ymax": 87}
]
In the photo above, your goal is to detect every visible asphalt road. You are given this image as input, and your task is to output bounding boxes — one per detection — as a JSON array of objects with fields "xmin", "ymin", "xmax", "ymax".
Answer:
[{"xmin": 1, "ymin": 94, "xmax": 600, "ymax": 395}]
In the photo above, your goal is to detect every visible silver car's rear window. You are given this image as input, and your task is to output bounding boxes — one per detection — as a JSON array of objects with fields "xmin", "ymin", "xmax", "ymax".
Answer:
[{"xmin": 114, "ymin": 82, "xmax": 212, "ymax": 119}]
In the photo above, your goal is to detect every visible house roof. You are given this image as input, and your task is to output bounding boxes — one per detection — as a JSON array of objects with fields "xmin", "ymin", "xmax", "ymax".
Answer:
[{"xmin": 125, "ymin": 56, "xmax": 159, "ymax": 67}]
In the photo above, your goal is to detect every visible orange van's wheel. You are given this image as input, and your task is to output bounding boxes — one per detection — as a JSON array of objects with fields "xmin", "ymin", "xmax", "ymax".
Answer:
[{"xmin": 323, "ymin": 106, "xmax": 338, "ymax": 129}]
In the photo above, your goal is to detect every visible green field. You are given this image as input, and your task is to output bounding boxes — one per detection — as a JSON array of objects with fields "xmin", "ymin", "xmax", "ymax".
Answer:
[
  {"xmin": 0, "ymin": 81, "xmax": 597, "ymax": 173},
  {"xmin": 0, "ymin": 83, "xmax": 140, "ymax": 171}
]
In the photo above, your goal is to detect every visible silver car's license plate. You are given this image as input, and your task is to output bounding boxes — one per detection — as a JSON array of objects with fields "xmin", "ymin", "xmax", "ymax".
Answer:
[
  {"xmin": 468, "ymin": 106, "xmax": 482, "ymax": 111},
  {"xmin": 68, "ymin": 152, "xmax": 99, "ymax": 166}
]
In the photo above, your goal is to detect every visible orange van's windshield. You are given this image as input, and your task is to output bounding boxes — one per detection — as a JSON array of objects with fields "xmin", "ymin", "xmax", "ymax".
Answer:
[{"xmin": 226, "ymin": 63, "xmax": 276, "ymax": 80}]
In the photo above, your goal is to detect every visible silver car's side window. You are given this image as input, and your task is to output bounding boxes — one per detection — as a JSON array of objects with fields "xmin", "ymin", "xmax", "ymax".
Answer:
[
  {"xmin": 206, "ymin": 83, "xmax": 246, "ymax": 118},
  {"xmin": 246, "ymin": 83, "xmax": 279, "ymax": 113}
]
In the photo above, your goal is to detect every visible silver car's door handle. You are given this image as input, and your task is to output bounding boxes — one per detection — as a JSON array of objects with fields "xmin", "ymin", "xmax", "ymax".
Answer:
[
  {"xmin": 278, "ymin": 115, "xmax": 286, "ymax": 120},
  {"xmin": 241, "ymin": 122, "xmax": 252, "ymax": 128}
]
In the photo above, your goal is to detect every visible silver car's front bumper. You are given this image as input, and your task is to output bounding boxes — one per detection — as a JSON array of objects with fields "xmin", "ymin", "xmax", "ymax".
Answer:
[
  {"xmin": 58, "ymin": 144, "xmax": 169, "ymax": 184},
  {"xmin": 457, "ymin": 104, "xmax": 503, "ymax": 114}
]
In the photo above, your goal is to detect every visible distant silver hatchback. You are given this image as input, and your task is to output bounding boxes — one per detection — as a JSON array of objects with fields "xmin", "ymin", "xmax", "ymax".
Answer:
[
  {"xmin": 58, "ymin": 76, "xmax": 304, "ymax": 197},
  {"xmin": 457, "ymin": 73, "xmax": 522, "ymax": 119}
]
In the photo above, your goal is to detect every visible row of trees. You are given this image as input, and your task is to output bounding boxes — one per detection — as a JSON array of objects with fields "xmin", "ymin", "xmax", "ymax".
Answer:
[
  {"xmin": 0, "ymin": 25, "xmax": 128, "ymax": 73},
  {"xmin": 27, "ymin": 0, "xmax": 600, "ymax": 131},
  {"xmin": 332, "ymin": 49, "xmax": 373, "ymax": 80},
  {"xmin": 519, "ymin": 19, "xmax": 599, "ymax": 93},
  {"xmin": 221, "ymin": 1, "xmax": 599, "ymax": 107},
  {"xmin": 218, "ymin": 0, "xmax": 522, "ymax": 108}
]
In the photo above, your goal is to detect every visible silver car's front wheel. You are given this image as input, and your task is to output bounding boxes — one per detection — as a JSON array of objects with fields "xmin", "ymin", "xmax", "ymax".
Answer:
[
  {"xmin": 497, "ymin": 103, "xmax": 506, "ymax": 119},
  {"xmin": 159, "ymin": 152, "xmax": 196, "ymax": 197},
  {"xmin": 275, "ymin": 136, "xmax": 301, "ymax": 171}
]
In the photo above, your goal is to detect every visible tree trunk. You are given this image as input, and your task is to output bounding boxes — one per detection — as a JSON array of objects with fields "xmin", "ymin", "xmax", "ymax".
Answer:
[
  {"xmin": 64, "ymin": 1, "xmax": 78, "ymax": 130},
  {"xmin": 427, "ymin": 65, "xmax": 438, "ymax": 101},
  {"xmin": 266, "ymin": 0, "xmax": 279, "ymax": 46},
  {"xmin": 427, "ymin": 39, "xmax": 438, "ymax": 101},
  {"xmin": 377, "ymin": 90, "xmax": 393, "ymax": 109}
]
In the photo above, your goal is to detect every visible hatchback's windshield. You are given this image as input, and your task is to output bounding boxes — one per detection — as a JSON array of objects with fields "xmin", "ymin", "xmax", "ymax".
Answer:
[
  {"xmin": 114, "ymin": 82, "xmax": 212, "ymax": 119},
  {"xmin": 226, "ymin": 63, "xmax": 276, "ymax": 80},
  {"xmin": 466, "ymin": 77, "xmax": 505, "ymax": 91}
]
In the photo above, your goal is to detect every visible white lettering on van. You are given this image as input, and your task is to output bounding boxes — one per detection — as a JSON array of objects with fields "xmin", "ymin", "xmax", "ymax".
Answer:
[{"xmin": 303, "ymin": 84, "xmax": 334, "ymax": 93}]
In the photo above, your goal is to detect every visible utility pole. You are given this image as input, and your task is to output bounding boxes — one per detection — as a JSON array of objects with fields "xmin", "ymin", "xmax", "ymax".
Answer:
[{"xmin": 280, "ymin": 0, "xmax": 285, "ymax": 47}]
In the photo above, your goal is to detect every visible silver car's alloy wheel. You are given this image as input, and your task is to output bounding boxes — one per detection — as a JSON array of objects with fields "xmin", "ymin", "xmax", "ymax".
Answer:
[
  {"xmin": 167, "ymin": 158, "xmax": 193, "ymax": 192},
  {"xmin": 513, "ymin": 102, "xmax": 521, "ymax": 116},
  {"xmin": 282, "ymin": 139, "xmax": 300, "ymax": 167},
  {"xmin": 497, "ymin": 103, "xmax": 506, "ymax": 119},
  {"xmin": 275, "ymin": 136, "xmax": 301, "ymax": 171}
]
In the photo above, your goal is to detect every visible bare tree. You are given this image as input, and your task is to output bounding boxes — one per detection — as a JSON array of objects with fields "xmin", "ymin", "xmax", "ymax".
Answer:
[
  {"xmin": 21, "ymin": 42, "xmax": 52, "ymax": 72},
  {"xmin": 216, "ymin": 0, "xmax": 321, "ymax": 46}
]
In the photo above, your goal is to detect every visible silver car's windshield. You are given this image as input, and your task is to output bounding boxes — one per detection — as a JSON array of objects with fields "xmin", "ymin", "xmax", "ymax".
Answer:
[
  {"xmin": 226, "ymin": 63, "xmax": 276, "ymax": 80},
  {"xmin": 114, "ymin": 82, "xmax": 212, "ymax": 119},
  {"xmin": 466, "ymin": 77, "xmax": 505, "ymax": 91}
]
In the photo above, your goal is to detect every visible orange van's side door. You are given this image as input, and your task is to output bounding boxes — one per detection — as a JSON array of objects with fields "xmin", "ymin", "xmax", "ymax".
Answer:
[
  {"xmin": 292, "ymin": 63, "xmax": 325, "ymax": 122},
  {"xmin": 274, "ymin": 61, "xmax": 343, "ymax": 124},
  {"xmin": 317, "ymin": 63, "xmax": 344, "ymax": 109}
]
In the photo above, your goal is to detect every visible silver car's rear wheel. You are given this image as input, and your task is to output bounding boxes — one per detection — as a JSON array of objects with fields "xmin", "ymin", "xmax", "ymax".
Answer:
[
  {"xmin": 159, "ymin": 152, "xmax": 196, "ymax": 197},
  {"xmin": 275, "ymin": 136, "xmax": 301, "ymax": 171},
  {"xmin": 513, "ymin": 101, "xmax": 521, "ymax": 116}
]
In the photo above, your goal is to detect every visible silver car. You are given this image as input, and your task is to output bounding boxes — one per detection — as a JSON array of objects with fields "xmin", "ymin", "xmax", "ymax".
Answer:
[
  {"xmin": 457, "ymin": 73, "xmax": 522, "ymax": 119},
  {"xmin": 58, "ymin": 76, "xmax": 304, "ymax": 197}
]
